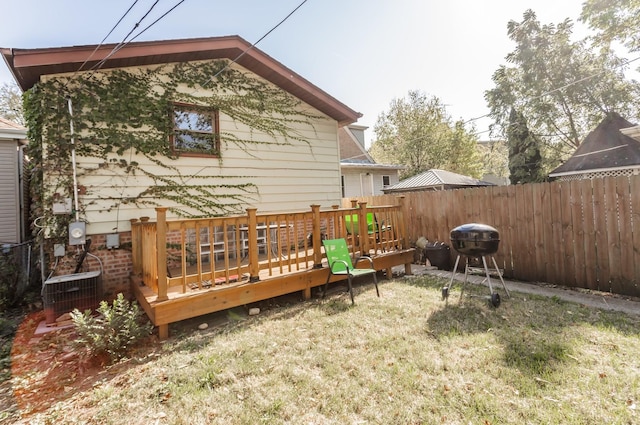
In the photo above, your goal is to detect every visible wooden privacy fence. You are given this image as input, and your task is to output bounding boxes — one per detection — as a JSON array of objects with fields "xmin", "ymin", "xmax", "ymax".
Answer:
[{"xmin": 346, "ymin": 175, "xmax": 640, "ymax": 297}]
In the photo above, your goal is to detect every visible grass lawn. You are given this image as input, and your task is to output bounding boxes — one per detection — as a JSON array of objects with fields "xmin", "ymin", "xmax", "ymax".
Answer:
[{"xmin": 13, "ymin": 275, "xmax": 640, "ymax": 424}]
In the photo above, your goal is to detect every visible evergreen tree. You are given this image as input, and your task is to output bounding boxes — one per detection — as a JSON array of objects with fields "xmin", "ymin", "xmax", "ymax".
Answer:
[{"xmin": 507, "ymin": 108, "xmax": 545, "ymax": 184}]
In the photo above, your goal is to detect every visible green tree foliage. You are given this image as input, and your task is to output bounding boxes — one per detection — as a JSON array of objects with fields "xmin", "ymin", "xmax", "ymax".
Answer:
[
  {"xmin": 369, "ymin": 90, "xmax": 482, "ymax": 179},
  {"xmin": 485, "ymin": 10, "xmax": 640, "ymax": 170},
  {"xmin": 580, "ymin": 0, "xmax": 640, "ymax": 52},
  {"xmin": 507, "ymin": 108, "xmax": 545, "ymax": 184},
  {"xmin": 0, "ymin": 82, "xmax": 24, "ymax": 125},
  {"xmin": 476, "ymin": 140, "xmax": 509, "ymax": 181}
]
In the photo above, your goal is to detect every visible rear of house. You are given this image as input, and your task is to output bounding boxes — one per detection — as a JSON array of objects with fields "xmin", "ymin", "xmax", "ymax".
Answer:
[{"xmin": 2, "ymin": 36, "xmax": 362, "ymax": 298}]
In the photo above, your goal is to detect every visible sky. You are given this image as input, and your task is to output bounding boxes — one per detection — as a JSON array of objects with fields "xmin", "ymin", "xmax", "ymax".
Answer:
[{"xmin": 0, "ymin": 0, "xmax": 591, "ymax": 145}]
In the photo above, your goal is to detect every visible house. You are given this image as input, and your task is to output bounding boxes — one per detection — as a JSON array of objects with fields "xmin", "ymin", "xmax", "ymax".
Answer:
[
  {"xmin": 339, "ymin": 125, "xmax": 403, "ymax": 197},
  {"xmin": 382, "ymin": 169, "xmax": 494, "ymax": 194},
  {"xmin": 549, "ymin": 112, "xmax": 640, "ymax": 181},
  {"xmin": 1, "ymin": 36, "xmax": 363, "ymax": 296},
  {"xmin": 0, "ymin": 117, "xmax": 27, "ymax": 243}
]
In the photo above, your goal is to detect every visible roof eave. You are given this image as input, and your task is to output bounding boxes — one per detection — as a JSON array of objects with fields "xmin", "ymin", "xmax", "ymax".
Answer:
[{"xmin": 1, "ymin": 36, "xmax": 361, "ymax": 125}]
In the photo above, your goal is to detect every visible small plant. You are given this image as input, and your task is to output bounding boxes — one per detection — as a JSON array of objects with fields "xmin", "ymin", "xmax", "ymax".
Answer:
[{"xmin": 70, "ymin": 293, "xmax": 152, "ymax": 362}]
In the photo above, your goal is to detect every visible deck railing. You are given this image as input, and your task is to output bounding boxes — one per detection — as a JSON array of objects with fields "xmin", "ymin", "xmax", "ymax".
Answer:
[{"xmin": 130, "ymin": 198, "xmax": 409, "ymax": 300}]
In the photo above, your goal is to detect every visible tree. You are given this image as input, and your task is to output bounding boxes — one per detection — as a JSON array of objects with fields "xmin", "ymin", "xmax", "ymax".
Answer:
[
  {"xmin": 0, "ymin": 82, "xmax": 24, "ymax": 125},
  {"xmin": 369, "ymin": 90, "xmax": 482, "ymax": 179},
  {"xmin": 580, "ymin": 0, "xmax": 640, "ymax": 53},
  {"xmin": 507, "ymin": 108, "xmax": 545, "ymax": 184},
  {"xmin": 485, "ymin": 10, "xmax": 640, "ymax": 170}
]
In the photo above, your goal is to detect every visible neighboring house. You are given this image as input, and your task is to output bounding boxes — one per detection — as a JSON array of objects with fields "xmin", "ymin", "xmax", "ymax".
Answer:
[
  {"xmin": 383, "ymin": 169, "xmax": 494, "ymax": 194},
  {"xmin": 339, "ymin": 125, "xmax": 403, "ymax": 197},
  {"xmin": 549, "ymin": 112, "xmax": 640, "ymax": 181},
  {"xmin": 0, "ymin": 117, "xmax": 27, "ymax": 243},
  {"xmin": 2, "ymin": 36, "xmax": 361, "ymax": 294}
]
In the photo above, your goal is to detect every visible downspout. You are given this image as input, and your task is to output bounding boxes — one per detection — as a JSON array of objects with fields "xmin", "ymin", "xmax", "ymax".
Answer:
[{"xmin": 66, "ymin": 97, "xmax": 80, "ymax": 222}]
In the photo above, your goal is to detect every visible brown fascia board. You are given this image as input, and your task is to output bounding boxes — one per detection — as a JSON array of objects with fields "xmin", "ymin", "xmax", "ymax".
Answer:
[{"xmin": 1, "ymin": 36, "xmax": 361, "ymax": 126}]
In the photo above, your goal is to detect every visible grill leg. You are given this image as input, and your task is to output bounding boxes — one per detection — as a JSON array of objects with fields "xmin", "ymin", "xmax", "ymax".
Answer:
[
  {"xmin": 481, "ymin": 255, "xmax": 494, "ymax": 294},
  {"xmin": 491, "ymin": 256, "xmax": 510, "ymax": 298},
  {"xmin": 443, "ymin": 255, "xmax": 462, "ymax": 302},
  {"xmin": 458, "ymin": 256, "xmax": 471, "ymax": 302}
]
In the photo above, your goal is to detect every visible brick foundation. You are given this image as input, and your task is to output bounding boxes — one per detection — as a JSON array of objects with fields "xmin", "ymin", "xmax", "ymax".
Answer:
[{"xmin": 47, "ymin": 231, "xmax": 133, "ymax": 301}]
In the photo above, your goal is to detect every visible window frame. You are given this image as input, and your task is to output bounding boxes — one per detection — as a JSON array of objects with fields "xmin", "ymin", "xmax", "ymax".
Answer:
[{"xmin": 170, "ymin": 103, "xmax": 220, "ymax": 157}]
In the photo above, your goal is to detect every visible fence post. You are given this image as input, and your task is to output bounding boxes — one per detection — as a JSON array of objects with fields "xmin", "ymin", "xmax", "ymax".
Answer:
[
  {"xmin": 311, "ymin": 205, "xmax": 323, "ymax": 268},
  {"xmin": 246, "ymin": 208, "xmax": 260, "ymax": 282},
  {"xmin": 396, "ymin": 195, "xmax": 408, "ymax": 249},
  {"xmin": 156, "ymin": 207, "xmax": 168, "ymax": 302}
]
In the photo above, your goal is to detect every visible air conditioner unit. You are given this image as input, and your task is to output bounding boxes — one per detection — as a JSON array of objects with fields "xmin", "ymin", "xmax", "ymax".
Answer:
[{"xmin": 42, "ymin": 270, "xmax": 102, "ymax": 324}]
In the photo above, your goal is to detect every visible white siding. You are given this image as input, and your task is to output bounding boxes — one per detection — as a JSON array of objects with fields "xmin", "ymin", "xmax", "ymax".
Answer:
[
  {"xmin": 0, "ymin": 141, "xmax": 19, "ymax": 242},
  {"xmin": 43, "ymin": 64, "xmax": 346, "ymax": 234}
]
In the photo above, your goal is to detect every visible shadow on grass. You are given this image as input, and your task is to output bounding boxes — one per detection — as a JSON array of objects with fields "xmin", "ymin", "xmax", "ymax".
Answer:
[{"xmin": 409, "ymin": 274, "xmax": 640, "ymax": 379}]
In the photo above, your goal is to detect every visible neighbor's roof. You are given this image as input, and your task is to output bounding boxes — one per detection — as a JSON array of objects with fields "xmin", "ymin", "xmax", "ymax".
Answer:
[
  {"xmin": 549, "ymin": 112, "xmax": 640, "ymax": 177},
  {"xmin": 1, "ymin": 35, "xmax": 361, "ymax": 126},
  {"xmin": 0, "ymin": 117, "xmax": 27, "ymax": 139},
  {"xmin": 384, "ymin": 169, "xmax": 493, "ymax": 192}
]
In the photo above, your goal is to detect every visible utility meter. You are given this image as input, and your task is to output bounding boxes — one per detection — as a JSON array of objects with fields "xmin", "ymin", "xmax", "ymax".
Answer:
[{"xmin": 69, "ymin": 221, "xmax": 86, "ymax": 245}]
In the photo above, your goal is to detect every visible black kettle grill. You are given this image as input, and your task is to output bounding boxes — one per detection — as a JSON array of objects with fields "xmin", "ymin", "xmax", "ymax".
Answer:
[{"xmin": 442, "ymin": 223, "xmax": 510, "ymax": 307}]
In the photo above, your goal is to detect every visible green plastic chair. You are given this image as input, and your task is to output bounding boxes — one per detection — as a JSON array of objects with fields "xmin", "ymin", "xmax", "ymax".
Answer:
[
  {"xmin": 344, "ymin": 213, "xmax": 374, "ymax": 235},
  {"xmin": 322, "ymin": 238, "xmax": 379, "ymax": 304}
]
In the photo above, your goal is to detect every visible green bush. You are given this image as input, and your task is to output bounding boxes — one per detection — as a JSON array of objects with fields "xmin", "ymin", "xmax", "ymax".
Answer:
[{"xmin": 70, "ymin": 293, "xmax": 152, "ymax": 362}]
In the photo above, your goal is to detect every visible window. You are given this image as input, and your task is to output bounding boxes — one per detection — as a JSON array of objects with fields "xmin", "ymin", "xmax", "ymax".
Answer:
[
  {"xmin": 382, "ymin": 175, "xmax": 390, "ymax": 186},
  {"xmin": 171, "ymin": 104, "xmax": 220, "ymax": 156}
]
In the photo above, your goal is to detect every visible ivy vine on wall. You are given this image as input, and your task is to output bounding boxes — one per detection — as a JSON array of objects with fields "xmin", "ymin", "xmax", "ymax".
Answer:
[{"xmin": 23, "ymin": 59, "xmax": 320, "ymax": 242}]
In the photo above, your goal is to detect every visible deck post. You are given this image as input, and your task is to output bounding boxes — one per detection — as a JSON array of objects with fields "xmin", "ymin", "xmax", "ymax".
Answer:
[
  {"xmin": 311, "ymin": 204, "xmax": 323, "ymax": 268},
  {"xmin": 130, "ymin": 218, "xmax": 141, "ymax": 275},
  {"xmin": 358, "ymin": 202, "xmax": 370, "ymax": 255},
  {"xmin": 156, "ymin": 207, "xmax": 169, "ymax": 301},
  {"xmin": 247, "ymin": 208, "xmax": 260, "ymax": 282}
]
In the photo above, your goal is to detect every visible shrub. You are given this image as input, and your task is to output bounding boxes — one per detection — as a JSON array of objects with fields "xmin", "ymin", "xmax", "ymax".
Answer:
[{"xmin": 70, "ymin": 293, "xmax": 152, "ymax": 362}]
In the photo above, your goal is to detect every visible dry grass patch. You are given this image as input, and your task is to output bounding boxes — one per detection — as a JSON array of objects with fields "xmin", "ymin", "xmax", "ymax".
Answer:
[{"xmin": 20, "ymin": 275, "xmax": 640, "ymax": 424}]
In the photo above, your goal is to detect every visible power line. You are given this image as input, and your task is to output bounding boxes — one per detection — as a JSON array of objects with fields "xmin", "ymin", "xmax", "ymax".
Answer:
[
  {"xmin": 75, "ymin": 0, "xmax": 142, "ymax": 74},
  {"xmin": 206, "ymin": 0, "xmax": 310, "ymax": 84},
  {"xmin": 465, "ymin": 55, "xmax": 640, "ymax": 129},
  {"xmin": 89, "ymin": 0, "xmax": 165, "ymax": 72}
]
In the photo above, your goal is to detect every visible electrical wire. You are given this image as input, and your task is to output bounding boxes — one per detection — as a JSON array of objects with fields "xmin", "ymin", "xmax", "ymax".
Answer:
[
  {"xmin": 89, "ymin": 0, "xmax": 163, "ymax": 72},
  {"xmin": 204, "ymin": 0, "xmax": 310, "ymax": 86},
  {"xmin": 75, "ymin": 0, "xmax": 142, "ymax": 74},
  {"xmin": 465, "ymin": 55, "xmax": 640, "ymax": 129}
]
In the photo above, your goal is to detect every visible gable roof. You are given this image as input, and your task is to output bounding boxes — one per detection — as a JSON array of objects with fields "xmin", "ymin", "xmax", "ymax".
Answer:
[
  {"xmin": 1, "ymin": 35, "xmax": 361, "ymax": 126},
  {"xmin": 549, "ymin": 112, "xmax": 640, "ymax": 178},
  {"xmin": 383, "ymin": 169, "xmax": 493, "ymax": 193}
]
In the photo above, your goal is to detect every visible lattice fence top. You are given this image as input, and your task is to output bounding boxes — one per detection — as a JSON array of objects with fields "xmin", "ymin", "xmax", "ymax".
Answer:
[{"xmin": 557, "ymin": 167, "xmax": 640, "ymax": 181}]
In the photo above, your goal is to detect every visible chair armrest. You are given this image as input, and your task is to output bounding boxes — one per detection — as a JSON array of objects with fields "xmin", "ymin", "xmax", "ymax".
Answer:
[
  {"xmin": 329, "ymin": 259, "xmax": 351, "ymax": 273},
  {"xmin": 354, "ymin": 256, "xmax": 375, "ymax": 269}
]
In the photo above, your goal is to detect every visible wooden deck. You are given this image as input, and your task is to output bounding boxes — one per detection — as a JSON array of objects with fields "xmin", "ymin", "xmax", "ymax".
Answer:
[{"xmin": 130, "ymin": 201, "xmax": 415, "ymax": 339}]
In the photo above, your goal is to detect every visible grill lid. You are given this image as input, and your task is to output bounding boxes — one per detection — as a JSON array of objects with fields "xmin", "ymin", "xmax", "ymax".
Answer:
[
  {"xmin": 450, "ymin": 223, "xmax": 500, "ymax": 256},
  {"xmin": 450, "ymin": 223, "xmax": 499, "ymax": 242}
]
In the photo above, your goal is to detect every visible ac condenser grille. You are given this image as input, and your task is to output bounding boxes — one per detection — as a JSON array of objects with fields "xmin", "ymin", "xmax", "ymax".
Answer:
[{"xmin": 43, "ymin": 271, "xmax": 102, "ymax": 324}]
